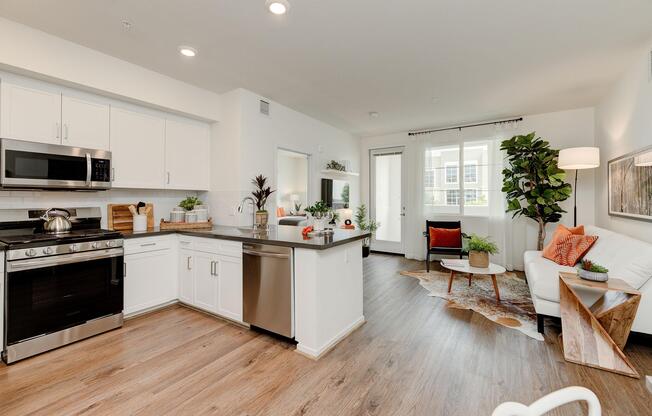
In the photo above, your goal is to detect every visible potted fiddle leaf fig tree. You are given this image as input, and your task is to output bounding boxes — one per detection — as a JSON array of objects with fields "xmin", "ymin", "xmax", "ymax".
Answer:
[
  {"xmin": 354, "ymin": 204, "xmax": 379, "ymax": 258},
  {"xmin": 502, "ymin": 132, "xmax": 572, "ymax": 250},
  {"xmin": 251, "ymin": 175, "xmax": 275, "ymax": 227},
  {"xmin": 466, "ymin": 234, "xmax": 499, "ymax": 268}
]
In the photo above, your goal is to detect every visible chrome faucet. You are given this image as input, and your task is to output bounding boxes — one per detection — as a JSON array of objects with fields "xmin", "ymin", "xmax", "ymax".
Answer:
[{"xmin": 237, "ymin": 197, "xmax": 256, "ymax": 228}]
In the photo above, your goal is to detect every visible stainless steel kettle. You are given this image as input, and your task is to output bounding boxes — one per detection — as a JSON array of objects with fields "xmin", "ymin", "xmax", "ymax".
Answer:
[{"xmin": 41, "ymin": 208, "xmax": 72, "ymax": 234}]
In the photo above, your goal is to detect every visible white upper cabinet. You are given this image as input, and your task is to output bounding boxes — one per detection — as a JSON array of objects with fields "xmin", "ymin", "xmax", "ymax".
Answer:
[
  {"xmin": 0, "ymin": 79, "xmax": 61, "ymax": 144},
  {"xmin": 110, "ymin": 107, "xmax": 166, "ymax": 189},
  {"xmin": 165, "ymin": 118, "xmax": 210, "ymax": 190},
  {"xmin": 61, "ymin": 94, "xmax": 110, "ymax": 150}
]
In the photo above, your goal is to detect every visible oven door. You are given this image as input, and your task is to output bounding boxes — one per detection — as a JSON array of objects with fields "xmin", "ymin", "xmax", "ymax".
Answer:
[
  {"xmin": 5, "ymin": 248, "xmax": 124, "ymax": 346},
  {"xmin": 0, "ymin": 138, "xmax": 111, "ymax": 190}
]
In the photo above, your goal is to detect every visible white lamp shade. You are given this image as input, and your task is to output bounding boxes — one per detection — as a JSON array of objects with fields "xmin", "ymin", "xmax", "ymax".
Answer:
[
  {"xmin": 558, "ymin": 147, "xmax": 600, "ymax": 170},
  {"xmin": 634, "ymin": 151, "xmax": 652, "ymax": 167}
]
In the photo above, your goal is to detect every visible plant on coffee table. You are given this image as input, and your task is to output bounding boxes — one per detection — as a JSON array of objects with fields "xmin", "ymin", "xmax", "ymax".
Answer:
[{"xmin": 466, "ymin": 234, "xmax": 498, "ymax": 268}]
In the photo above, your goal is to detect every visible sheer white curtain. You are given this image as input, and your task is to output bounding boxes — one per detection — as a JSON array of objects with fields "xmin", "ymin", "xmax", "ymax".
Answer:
[{"xmin": 402, "ymin": 123, "xmax": 524, "ymax": 268}]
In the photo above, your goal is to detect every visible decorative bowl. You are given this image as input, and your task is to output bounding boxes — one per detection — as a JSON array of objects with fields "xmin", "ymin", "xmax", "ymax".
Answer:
[{"xmin": 578, "ymin": 268, "xmax": 608, "ymax": 282}]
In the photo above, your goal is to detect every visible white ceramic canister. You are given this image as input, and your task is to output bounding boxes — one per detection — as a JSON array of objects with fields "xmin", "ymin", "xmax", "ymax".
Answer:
[
  {"xmin": 185, "ymin": 211, "xmax": 198, "ymax": 223},
  {"xmin": 133, "ymin": 214, "xmax": 148, "ymax": 232},
  {"xmin": 194, "ymin": 205, "xmax": 208, "ymax": 222},
  {"xmin": 170, "ymin": 207, "xmax": 185, "ymax": 223}
]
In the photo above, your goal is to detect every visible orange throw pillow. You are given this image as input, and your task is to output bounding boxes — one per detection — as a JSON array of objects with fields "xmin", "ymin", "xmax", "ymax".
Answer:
[
  {"xmin": 542, "ymin": 224, "xmax": 585, "ymax": 259},
  {"xmin": 429, "ymin": 227, "xmax": 461, "ymax": 248},
  {"xmin": 543, "ymin": 234, "xmax": 598, "ymax": 266},
  {"xmin": 560, "ymin": 224, "xmax": 585, "ymax": 235}
]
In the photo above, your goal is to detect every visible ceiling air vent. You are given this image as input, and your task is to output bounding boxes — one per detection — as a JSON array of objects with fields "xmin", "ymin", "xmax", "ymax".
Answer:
[{"xmin": 260, "ymin": 100, "xmax": 270, "ymax": 116}]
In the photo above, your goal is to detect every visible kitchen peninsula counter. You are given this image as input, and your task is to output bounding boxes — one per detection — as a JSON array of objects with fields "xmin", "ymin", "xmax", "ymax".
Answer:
[{"xmin": 120, "ymin": 224, "xmax": 370, "ymax": 250}]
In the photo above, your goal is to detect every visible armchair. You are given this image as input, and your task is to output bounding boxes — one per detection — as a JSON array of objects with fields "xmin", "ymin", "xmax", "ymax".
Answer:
[{"xmin": 424, "ymin": 220, "xmax": 467, "ymax": 272}]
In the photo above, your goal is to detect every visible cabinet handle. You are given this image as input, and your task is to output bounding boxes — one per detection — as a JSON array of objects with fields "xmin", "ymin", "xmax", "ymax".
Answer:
[
  {"xmin": 63, "ymin": 124, "xmax": 69, "ymax": 140},
  {"xmin": 55, "ymin": 122, "xmax": 61, "ymax": 139},
  {"xmin": 140, "ymin": 243, "xmax": 156, "ymax": 247},
  {"xmin": 187, "ymin": 256, "xmax": 192, "ymax": 270},
  {"xmin": 212, "ymin": 260, "xmax": 219, "ymax": 277},
  {"xmin": 111, "ymin": 168, "xmax": 115, "ymax": 181},
  {"xmin": 167, "ymin": 172, "xmax": 170, "ymax": 185},
  {"xmin": 123, "ymin": 262, "xmax": 127, "ymax": 277}
]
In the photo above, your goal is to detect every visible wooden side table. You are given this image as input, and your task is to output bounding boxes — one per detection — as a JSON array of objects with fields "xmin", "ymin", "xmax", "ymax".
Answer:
[{"xmin": 559, "ymin": 272, "xmax": 641, "ymax": 378}]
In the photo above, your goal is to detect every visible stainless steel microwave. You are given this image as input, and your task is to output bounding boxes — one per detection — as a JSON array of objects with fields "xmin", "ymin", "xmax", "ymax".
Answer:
[{"xmin": 0, "ymin": 138, "xmax": 112, "ymax": 190}]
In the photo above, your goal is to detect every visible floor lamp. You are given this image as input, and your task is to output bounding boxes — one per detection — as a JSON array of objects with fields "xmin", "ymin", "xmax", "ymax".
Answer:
[{"xmin": 558, "ymin": 147, "xmax": 600, "ymax": 227}]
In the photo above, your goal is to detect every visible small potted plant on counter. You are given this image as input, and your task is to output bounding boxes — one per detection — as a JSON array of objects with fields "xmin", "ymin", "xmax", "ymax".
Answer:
[
  {"xmin": 578, "ymin": 259, "xmax": 609, "ymax": 282},
  {"xmin": 305, "ymin": 201, "xmax": 332, "ymax": 231},
  {"xmin": 354, "ymin": 204, "xmax": 379, "ymax": 258},
  {"xmin": 251, "ymin": 174, "xmax": 275, "ymax": 228},
  {"xmin": 466, "ymin": 234, "xmax": 498, "ymax": 268}
]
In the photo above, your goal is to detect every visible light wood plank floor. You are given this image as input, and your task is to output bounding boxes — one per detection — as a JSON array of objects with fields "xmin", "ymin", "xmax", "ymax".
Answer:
[{"xmin": 1, "ymin": 254, "xmax": 651, "ymax": 415}]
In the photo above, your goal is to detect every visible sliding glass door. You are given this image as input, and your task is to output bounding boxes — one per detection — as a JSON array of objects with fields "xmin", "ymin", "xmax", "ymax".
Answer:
[{"xmin": 370, "ymin": 147, "xmax": 405, "ymax": 254}]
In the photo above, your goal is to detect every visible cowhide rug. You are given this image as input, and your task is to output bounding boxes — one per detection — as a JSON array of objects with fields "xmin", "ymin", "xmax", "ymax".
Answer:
[{"xmin": 400, "ymin": 269, "xmax": 544, "ymax": 341}]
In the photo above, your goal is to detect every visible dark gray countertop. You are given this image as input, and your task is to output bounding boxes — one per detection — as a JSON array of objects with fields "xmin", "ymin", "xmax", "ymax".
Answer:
[{"xmin": 120, "ymin": 224, "xmax": 370, "ymax": 250}]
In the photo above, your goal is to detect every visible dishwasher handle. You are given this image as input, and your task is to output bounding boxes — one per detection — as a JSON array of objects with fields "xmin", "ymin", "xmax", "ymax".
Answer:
[{"xmin": 243, "ymin": 249, "xmax": 290, "ymax": 259}]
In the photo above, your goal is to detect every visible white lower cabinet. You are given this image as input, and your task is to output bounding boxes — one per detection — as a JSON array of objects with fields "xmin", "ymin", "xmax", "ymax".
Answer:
[
  {"xmin": 125, "ymin": 236, "xmax": 243, "ymax": 322},
  {"xmin": 178, "ymin": 248, "xmax": 195, "ymax": 304},
  {"xmin": 216, "ymin": 255, "xmax": 244, "ymax": 321},
  {"xmin": 124, "ymin": 238, "xmax": 177, "ymax": 316},
  {"xmin": 176, "ymin": 238, "xmax": 243, "ymax": 322},
  {"xmin": 192, "ymin": 252, "xmax": 220, "ymax": 314}
]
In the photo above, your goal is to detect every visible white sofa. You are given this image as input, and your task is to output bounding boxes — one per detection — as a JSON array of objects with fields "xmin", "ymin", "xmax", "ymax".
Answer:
[{"xmin": 524, "ymin": 225, "xmax": 652, "ymax": 335}]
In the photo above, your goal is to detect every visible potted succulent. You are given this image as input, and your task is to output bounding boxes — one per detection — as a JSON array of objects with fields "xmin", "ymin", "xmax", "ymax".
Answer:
[
  {"xmin": 466, "ymin": 234, "xmax": 499, "ymax": 268},
  {"xmin": 251, "ymin": 175, "xmax": 275, "ymax": 227},
  {"xmin": 354, "ymin": 204, "xmax": 379, "ymax": 258},
  {"xmin": 305, "ymin": 201, "xmax": 332, "ymax": 231},
  {"xmin": 578, "ymin": 259, "xmax": 609, "ymax": 282},
  {"xmin": 179, "ymin": 196, "xmax": 202, "ymax": 211}
]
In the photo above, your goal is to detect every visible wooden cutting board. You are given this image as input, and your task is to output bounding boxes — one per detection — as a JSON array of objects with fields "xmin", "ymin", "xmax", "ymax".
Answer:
[{"xmin": 107, "ymin": 203, "xmax": 154, "ymax": 231}]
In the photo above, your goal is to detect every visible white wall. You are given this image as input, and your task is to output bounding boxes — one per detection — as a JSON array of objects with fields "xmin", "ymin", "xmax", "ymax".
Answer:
[
  {"xmin": 214, "ymin": 89, "xmax": 360, "ymax": 226},
  {"xmin": 360, "ymin": 107, "xmax": 595, "ymax": 268},
  {"xmin": 0, "ymin": 189, "xmax": 198, "ymax": 229},
  {"xmin": 595, "ymin": 41, "xmax": 652, "ymax": 243},
  {"xmin": 0, "ymin": 17, "xmax": 220, "ymax": 122}
]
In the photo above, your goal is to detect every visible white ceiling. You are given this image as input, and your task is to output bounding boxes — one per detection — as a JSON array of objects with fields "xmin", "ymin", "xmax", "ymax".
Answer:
[{"xmin": 1, "ymin": 0, "xmax": 651, "ymax": 137}]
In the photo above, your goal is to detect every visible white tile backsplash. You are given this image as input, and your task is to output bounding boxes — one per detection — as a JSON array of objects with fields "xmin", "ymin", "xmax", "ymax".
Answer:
[{"xmin": 0, "ymin": 189, "xmax": 202, "ymax": 228}]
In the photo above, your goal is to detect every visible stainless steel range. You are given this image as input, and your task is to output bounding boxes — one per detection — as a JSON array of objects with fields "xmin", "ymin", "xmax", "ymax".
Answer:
[{"xmin": 1, "ymin": 207, "xmax": 124, "ymax": 364}]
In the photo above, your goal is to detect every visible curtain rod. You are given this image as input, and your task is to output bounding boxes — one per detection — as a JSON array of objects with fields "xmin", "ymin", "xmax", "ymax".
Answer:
[{"xmin": 407, "ymin": 117, "xmax": 523, "ymax": 136}]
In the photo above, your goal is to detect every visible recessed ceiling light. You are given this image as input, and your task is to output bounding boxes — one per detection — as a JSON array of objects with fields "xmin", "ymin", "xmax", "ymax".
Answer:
[
  {"xmin": 266, "ymin": 0, "xmax": 290, "ymax": 15},
  {"xmin": 178, "ymin": 46, "xmax": 197, "ymax": 57},
  {"xmin": 369, "ymin": 111, "xmax": 379, "ymax": 118}
]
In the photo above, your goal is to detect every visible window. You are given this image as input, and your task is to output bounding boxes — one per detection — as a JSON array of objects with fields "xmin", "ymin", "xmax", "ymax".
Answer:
[
  {"xmin": 464, "ymin": 189, "xmax": 478, "ymax": 203},
  {"xmin": 445, "ymin": 163, "xmax": 458, "ymax": 184},
  {"xmin": 424, "ymin": 141, "xmax": 492, "ymax": 216},
  {"xmin": 424, "ymin": 169, "xmax": 435, "ymax": 188},
  {"xmin": 464, "ymin": 162, "xmax": 478, "ymax": 183},
  {"xmin": 446, "ymin": 190, "xmax": 460, "ymax": 205}
]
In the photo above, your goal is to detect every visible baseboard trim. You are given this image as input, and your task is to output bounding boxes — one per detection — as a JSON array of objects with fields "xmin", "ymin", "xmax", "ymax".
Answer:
[
  {"xmin": 296, "ymin": 316, "xmax": 366, "ymax": 360},
  {"xmin": 124, "ymin": 300, "xmax": 179, "ymax": 319}
]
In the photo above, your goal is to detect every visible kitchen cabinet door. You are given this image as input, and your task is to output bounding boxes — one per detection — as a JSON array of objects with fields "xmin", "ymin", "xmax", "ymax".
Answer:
[
  {"xmin": 124, "ymin": 249, "xmax": 176, "ymax": 315},
  {"xmin": 110, "ymin": 107, "xmax": 165, "ymax": 189},
  {"xmin": 192, "ymin": 252, "xmax": 219, "ymax": 314},
  {"xmin": 216, "ymin": 255, "xmax": 243, "ymax": 322},
  {"xmin": 61, "ymin": 94, "xmax": 110, "ymax": 150},
  {"xmin": 164, "ymin": 118, "xmax": 210, "ymax": 190},
  {"xmin": 179, "ymin": 249, "xmax": 195, "ymax": 304},
  {"xmin": 0, "ymin": 80, "xmax": 61, "ymax": 144}
]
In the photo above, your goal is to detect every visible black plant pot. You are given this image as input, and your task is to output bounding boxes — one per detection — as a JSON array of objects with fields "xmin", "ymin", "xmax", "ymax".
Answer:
[{"xmin": 362, "ymin": 245, "xmax": 371, "ymax": 258}]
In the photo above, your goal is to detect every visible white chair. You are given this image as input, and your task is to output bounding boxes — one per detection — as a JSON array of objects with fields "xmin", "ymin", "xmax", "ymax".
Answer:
[{"xmin": 492, "ymin": 386, "xmax": 601, "ymax": 416}]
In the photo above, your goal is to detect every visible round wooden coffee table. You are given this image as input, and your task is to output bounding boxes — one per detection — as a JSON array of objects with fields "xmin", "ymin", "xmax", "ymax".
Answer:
[{"xmin": 439, "ymin": 260, "xmax": 506, "ymax": 301}]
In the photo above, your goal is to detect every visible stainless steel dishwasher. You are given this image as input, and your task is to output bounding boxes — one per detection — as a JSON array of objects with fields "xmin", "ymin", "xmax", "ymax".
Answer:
[{"xmin": 243, "ymin": 243, "xmax": 294, "ymax": 338}]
